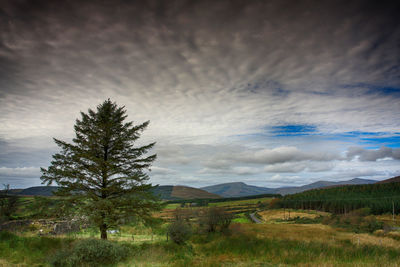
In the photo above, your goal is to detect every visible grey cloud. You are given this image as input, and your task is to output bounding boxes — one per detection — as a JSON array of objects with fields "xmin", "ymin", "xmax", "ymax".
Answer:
[
  {"xmin": 0, "ymin": 167, "xmax": 40, "ymax": 178},
  {"xmin": 347, "ymin": 146, "xmax": 400, "ymax": 161},
  {"xmin": 0, "ymin": 138, "xmax": 55, "ymax": 168},
  {"xmin": 0, "ymin": 0, "xmax": 399, "ymax": 188},
  {"xmin": 198, "ymin": 166, "xmax": 261, "ymax": 176},
  {"xmin": 150, "ymin": 166, "xmax": 177, "ymax": 175},
  {"xmin": 330, "ymin": 169, "xmax": 386, "ymax": 180},
  {"xmin": 155, "ymin": 144, "xmax": 191, "ymax": 165},
  {"xmin": 0, "ymin": 0, "xmax": 399, "ymax": 142},
  {"xmin": 204, "ymin": 146, "xmax": 339, "ymax": 168},
  {"xmin": 201, "ymin": 146, "xmax": 338, "ymax": 174},
  {"xmin": 264, "ymin": 162, "xmax": 335, "ymax": 173}
]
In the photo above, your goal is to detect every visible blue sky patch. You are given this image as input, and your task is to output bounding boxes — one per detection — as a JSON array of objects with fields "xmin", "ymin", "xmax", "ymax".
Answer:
[
  {"xmin": 342, "ymin": 83, "xmax": 400, "ymax": 97},
  {"xmin": 270, "ymin": 125, "xmax": 317, "ymax": 136}
]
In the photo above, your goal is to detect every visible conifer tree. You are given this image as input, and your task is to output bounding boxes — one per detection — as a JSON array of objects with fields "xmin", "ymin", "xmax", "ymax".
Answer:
[{"xmin": 41, "ymin": 99, "xmax": 160, "ymax": 239}]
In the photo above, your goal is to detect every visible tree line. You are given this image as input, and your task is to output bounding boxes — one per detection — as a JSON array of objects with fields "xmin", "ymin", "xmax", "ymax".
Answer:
[{"xmin": 272, "ymin": 182, "xmax": 400, "ymax": 215}]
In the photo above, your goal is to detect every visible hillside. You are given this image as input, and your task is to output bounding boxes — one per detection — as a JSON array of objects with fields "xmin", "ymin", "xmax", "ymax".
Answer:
[
  {"xmin": 171, "ymin": 186, "xmax": 221, "ymax": 199},
  {"xmin": 201, "ymin": 178, "xmax": 377, "ymax": 197},
  {"xmin": 9, "ymin": 185, "xmax": 219, "ymax": 200},
  {"xmin": 201, "ymin": 182, "xmax": 275, "ymax": 197},
  {"xmin": 17, "ymin": 186, "xmax": 60, "ymax": 196},
  {"xmin": 279, "ymin": 180, "xmax": 400, "ymax": 214},
  {"xmin": 275, "ymin": 178, "xmax": 377, "ymax": 195},
  {"xmin": 376, "ymin": 176, "xmax": 400, "ymax": 184},
  {"xmin": 151, "ymin": 185, "xmax": 221, "ymax": 200}
]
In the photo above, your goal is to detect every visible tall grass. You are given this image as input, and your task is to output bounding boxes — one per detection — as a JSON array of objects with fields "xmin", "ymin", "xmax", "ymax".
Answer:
[
  {"xmin": 0, "ymin": 231, "xmax": 73, "ymax": 265},
  {"xmin": 196, "ymin": 232, "xmax": 400, "ymax": 266}
]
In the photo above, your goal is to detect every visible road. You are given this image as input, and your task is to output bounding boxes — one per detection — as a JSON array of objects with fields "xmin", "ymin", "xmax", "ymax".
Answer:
[{"xmin": 249, "ymin": 212, "xmax": 263, "ymax": 224}]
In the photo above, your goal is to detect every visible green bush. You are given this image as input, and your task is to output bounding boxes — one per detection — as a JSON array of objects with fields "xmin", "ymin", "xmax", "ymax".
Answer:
[
  {"xmin": 167, "ymin": 220, "xmax": 192, "ymax": 245},
  {"xmin": 199, "ymin": 207, "xmax": 234, "ymax": 233},
  {"xmin": 322, "ymin": 209, "xmax": 384, "ymax": 233},
  {"xmin": 50, "ymin": 238, "xmax": 130, "ymax": 266}
]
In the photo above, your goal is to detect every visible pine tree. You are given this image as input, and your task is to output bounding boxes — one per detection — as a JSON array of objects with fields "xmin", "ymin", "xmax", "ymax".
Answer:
[{"xmin": 41, "ymin": 99, "xmax": 160, "ymax": 239}]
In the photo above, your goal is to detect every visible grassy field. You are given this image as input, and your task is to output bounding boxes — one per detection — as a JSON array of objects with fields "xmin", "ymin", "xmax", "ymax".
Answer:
[
  {"xmin": 208, "ymin": 197, "xmax": 272, "ymax": 207},
  {"xmin": 3, "ymin": 222, "xmax": 400, "ymax": 266},
  {"xmin": 259, "ymin": 208, "xmax": 329, "ymax": 223},
  {"xmin": 2, "ymin": 196, "xmax": 400, "ymax": 266}
]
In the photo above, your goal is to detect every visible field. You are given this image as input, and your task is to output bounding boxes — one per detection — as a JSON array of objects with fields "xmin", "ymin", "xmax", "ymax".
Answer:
[{"xmin": 1, "ymin": 196, "xmax": 400, "ymax": 266}]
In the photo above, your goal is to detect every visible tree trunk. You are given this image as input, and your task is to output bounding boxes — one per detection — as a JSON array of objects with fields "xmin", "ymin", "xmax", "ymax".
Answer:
[{"xmin": 100, "ymin": 223, "xmax": 107, "ymax": 240}]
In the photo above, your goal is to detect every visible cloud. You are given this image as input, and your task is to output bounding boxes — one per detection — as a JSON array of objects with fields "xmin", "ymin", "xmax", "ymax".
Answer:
[
  {"xmin": 263, "ymin": 162, "xmax": 335, "ymax": 173},
  {"xmin": 203, "ymin": 146, "xmax": 339, "ymax": 170},
  {"xmin": 150, "ymin": 166, "xmax": 177, "ymax": 175},
  {"xmin": 1, "ymin": 0, "xmax": 399, "ymax": 143},
  {"xmin": 346, "ymin": 146, "xmax": 400, "ymax": 161},
  {"xmin": 0, "ymin": 0, "xmax": 399, "ymax": 188},
  {"xmin": 0, "ymin": 167, "xmax": 40, "ymax": 178}
]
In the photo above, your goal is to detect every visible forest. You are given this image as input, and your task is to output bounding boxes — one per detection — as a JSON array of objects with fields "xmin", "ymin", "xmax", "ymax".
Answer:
[{"xmin": 275, "ymin": 182, "xmax": 400, "ymax": 214}]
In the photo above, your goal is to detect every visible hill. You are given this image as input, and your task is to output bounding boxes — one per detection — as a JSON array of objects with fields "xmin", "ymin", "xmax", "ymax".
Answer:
[
  {"xmin": 148, "ymin": 185, "xmax": 221, "ymax": 200},
  {"xmin": 8, "ymin": 185, "xmax": 219, "ymax": 200},
  {"xmin": 16, "ymin": 186, "xmax": 60, "ymax": 196},
  {"xmin": 201, "ymin": 178, "xmax": 377, "ymax": 197},
  {"xmin": 201, "ymin": 182, "xmax": 275, "ymax": 197},
  {"xmin": 275, "ymin": 178, "xmax": 377, "ymax": 195},
  {"xmin": 376, "ymin": 176, "xmax": 400, "ymax": 184},
  {"xmin": 278, "ymin": 179, "xmax": 400, "ymax": 214}
]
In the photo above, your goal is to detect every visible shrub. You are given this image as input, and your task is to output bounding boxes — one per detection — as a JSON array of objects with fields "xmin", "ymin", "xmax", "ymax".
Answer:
[
  {"xmin": 200, "ymin": 207, "xmax": 234, "ymax": 233},
  {"xmin": 167, "ymin": 220, "xmax": 192, "ymax": 245},
  {"xmin": 50, "ymin": 238, "xmax": 130, "ymax": 266},
  {"xmin": 322, "ymin": 210, "xmax": 383, "ymax": 233},
  {"xmin": 268, "ymin": 198, "xmax": 281, "ymax": 209}
]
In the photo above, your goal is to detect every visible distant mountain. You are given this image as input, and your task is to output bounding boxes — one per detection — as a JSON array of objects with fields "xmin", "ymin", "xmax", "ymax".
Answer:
[
  {"xmin": 153, "ymin": 185, "xmax": 221, "ymax": 200},
  {"xmin": 0, "ymin": 189, "xmax": 23, "ymax": 195},
  {"xmin": 17, "ymin": 186, "xmax": 60, "ymax": 196},
  {"xmin": 201, "ymin": 178, "xmax": 377, "ymax": 197},
  {"xmin": 201, "ymin": 182, "xmax": 275, "ymax": 197},
  {"xmin": 375, "ymin": 176, "xmax": 400, "ymax": 184},
  {"xmin": 10, "ymin": 185, "xmax": 220, "ymax": 200},
  {"xmin": 7, "ymin": 176, "xmax": 387, "ymax": 199},
  {"xmin": 275, "ymin": 178, "xmax": 377, "ymax": 195}
]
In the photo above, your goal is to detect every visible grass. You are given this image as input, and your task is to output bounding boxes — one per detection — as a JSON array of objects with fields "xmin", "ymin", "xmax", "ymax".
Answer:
[
  {"xmin": 232, "ymin": 213, "xmax": 252, "ymax": 223},
  {"xmin": 259, "ymin": 208, "xmax": 330, "ymax": 224},
  {"xmin": 3, "ymin": 219, "xmax": 400, "ymax": 266},
  {"xmin": 0, "ymin": 231, "xmax": 74, "ymax": 266},
  {"xmin": 208, "ymin": 197, "xmax": 272, "ymax": 207},
  {"xmin": 194, "ymin": 232, "xmax": 400, "ymax": 266},
  {"xmin": 164, "ymin": 203, "xmax": 181, "ymax": 209},
  {"xmin": 3, "ymin": 199, "xmax": 400, "ymax": 266}
]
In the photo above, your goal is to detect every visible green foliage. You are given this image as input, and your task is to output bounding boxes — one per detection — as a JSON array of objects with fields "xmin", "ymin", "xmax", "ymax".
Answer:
[
  {"xmin": 167, "ymin": 220, "xmax": 192, "ymax": 245},
  {"xmin": 278, "ymin": 182, "xmax": 400, "ymax": 215},
  {"xmin": 40, "ymin": 99, "xmax": 161, "ymax": 239},
  {"xmin": 0, "ymin": 184, "xmax": 20, "ymax": 221},
  {"xmin": 232, "ymin": 212, "xmax": 252, "ymax": 223},
  {"xmin": 276, "ymin": 215, "xmax": 324, "ymax": 224},
  {"xmin": 0, "ymin": 195, "xmax": 19, "ymax": 220},
  {"xmin": 50, "ymin": 239, "xmax": 130, "ymax": 266},
  {"xmin": 322, "ymin": 208, "xmax": 384, "ymax": 233},
  {"xmin": 167, "ymin": 193, "xmax": 281, "ymax": 205},
  {"xmin": 200, "ymin": 207, "xmax": 234, "ymax": 233},
  {"xmin": 0, "ymin": 231, "xmax": 72, "ymax": 265},
  {"xmin": 29, "ymin": 196, "xmax": 76, "ymax": 219}
]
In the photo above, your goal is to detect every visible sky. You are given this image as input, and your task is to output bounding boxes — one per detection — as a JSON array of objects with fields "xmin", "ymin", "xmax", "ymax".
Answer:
[{"xmin": 0, "ymin": 0, "xmax": 399, "ymax": 189}]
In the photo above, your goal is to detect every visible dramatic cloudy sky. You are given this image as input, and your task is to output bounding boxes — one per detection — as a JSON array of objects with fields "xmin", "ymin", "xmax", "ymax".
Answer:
[{"xmin": 1, "ymin": 0, "xmax": 399, "ymax": 189}]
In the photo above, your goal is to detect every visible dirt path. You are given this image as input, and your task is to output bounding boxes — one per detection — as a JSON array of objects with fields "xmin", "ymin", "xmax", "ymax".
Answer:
[{"xmin": 249, "ymin": 212, "xmax": 262, "ymax": 224}]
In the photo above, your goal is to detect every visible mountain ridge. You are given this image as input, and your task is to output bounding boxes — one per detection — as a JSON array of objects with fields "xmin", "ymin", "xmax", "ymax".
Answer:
[
  {"xmin": 4, "ymin": 176, "xmax": 398, "ymax": 198},
  {"xmin": 201, "ymin": 178, "xmax": 379, "ymax": 197}
]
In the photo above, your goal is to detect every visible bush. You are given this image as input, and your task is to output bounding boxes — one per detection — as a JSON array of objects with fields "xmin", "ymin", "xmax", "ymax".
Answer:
[
  {"xmin": 50, "ymin": 238, "xmax": 130, "ymax": 266},
  {"xmin": 200, "ymin": 207, "xmax": 234, "ymax": 233},
  {"xmin": 168, "ymin": 220, "xmax": 192, "ymax": 245},
  {"xmin": 322, "ymin": 210, "xmax": 383, "ymax": 233}
]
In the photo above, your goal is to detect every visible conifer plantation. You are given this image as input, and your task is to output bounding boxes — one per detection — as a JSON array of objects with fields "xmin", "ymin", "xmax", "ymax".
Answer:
[{"xmin": 40, "ymin": 99, "xmax": 161, "ymax": 239}]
